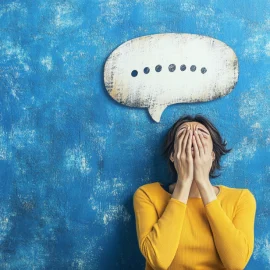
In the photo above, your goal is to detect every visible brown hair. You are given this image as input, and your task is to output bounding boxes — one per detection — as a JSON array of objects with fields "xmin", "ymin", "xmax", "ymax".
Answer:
[{"xmin": 161, "ymin": 114, "xmax": 232, "ymax": 180}]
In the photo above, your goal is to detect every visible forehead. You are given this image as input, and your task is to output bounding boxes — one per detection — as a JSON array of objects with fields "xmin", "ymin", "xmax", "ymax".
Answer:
[{"xmin": 178, "ymin": 121, "xmax": 208, "ymax": 130}]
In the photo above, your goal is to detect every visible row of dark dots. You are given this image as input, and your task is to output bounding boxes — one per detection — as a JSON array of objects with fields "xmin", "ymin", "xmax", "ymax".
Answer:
[{"xmin": 131, "ymin": 65, "xmax": 207, "ymax": 77}]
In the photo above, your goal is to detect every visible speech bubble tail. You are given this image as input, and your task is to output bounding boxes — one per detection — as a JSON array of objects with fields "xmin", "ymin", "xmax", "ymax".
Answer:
[{"xmin": 148, "ymin": 104, "xmax": 167, "ymax": 123}]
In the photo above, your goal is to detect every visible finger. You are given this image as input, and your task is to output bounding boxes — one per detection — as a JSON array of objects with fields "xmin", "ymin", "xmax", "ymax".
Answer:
[
  {"xmin": 175, "ymin": 127, "xmax": 186, "ymax": 140},
  {"xmin": 186, "ymin": 129, "xmax": 193, "ymax": 157},
  {"xmin": 182, "ymin": 128, "xmax": 190, "ymax": 156},
  {"xmin": 201, "ymin": 132, "xmax": 210, "ymax": 139},
  {"xmin": 174, "ymin": 129, "xmax": 187, "ymax": 158},
  {"xmin": 192, "ymin": 134, "xmax": 200, "ymax": 158},
  {"xmin": 198, "ymin": 131, "xmax": 208, "ymax": 154},
  {"xmin": 180, "ymin": 128, "xmax": 189, "ymax": 157},
  {"xmin": 194, "ymin": 127, "xmax": 205, "ymax": 156},
  {"xmin": 173, "ymin": 128, "xmax": 186, "ymax": 155}
]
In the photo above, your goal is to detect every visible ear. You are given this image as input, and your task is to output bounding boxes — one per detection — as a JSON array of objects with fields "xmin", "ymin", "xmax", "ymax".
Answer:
[
  {"xmin": 211, "ymin": 151, "xmax": 215, "ymax": 161},
  {"xmin": 170, "ymin": 151, "xmax": 174, "ymax": 162}
]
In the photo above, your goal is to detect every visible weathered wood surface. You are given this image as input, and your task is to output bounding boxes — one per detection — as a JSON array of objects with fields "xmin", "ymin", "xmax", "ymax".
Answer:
[{"xmin": 104, "ymin": 33, "xmax": 239, "ymax": 122}]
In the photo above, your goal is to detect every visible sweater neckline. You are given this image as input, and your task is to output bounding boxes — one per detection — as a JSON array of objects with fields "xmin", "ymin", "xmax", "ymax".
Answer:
[{"xmin": 157, "ymin": 182, "xmax": 223, "ymax": 199}]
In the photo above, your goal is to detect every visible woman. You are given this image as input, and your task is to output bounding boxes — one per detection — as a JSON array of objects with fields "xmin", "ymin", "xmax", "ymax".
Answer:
[{"xmin": 133, "ymin": 114, "xmax": 256, "ymax": 270}]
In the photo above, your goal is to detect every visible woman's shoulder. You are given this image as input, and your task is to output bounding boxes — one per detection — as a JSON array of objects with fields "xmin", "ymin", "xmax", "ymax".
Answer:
[
  {"xmin": 133, "ymin": 182, "xmax": 170, "ymax": 212},
  {"xmin": 133, "ymin": 182, "xmax": 161, "ymax": 195},
  {"xmin": 133, "ymin": 182, "xmax": 166, "ymax": 202},
  {"xmin": 219, "ymin": 184, "xmax": 255, "ymax": 196},
  {"xmin": 218, "ymin": 185, "xmax": 256, "ymax": 207}
]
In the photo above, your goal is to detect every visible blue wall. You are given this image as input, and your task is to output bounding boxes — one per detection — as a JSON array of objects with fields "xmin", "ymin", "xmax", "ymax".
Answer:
[{"xmin": 0, "ymin": 0, "xmax": 269, "ymax": 269}]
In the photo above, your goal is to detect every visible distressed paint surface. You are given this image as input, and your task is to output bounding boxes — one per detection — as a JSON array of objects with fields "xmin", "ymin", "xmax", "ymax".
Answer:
[
  {"xmin": 104, "ymin": 33, "xmax": 238, "ymax": 122},
  {"xmin": 0, "ymin": 0, "xmax": 269, "ymax": 269}
]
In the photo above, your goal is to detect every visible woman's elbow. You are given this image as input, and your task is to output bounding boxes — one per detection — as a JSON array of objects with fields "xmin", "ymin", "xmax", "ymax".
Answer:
[{"xmin": 139, "ymin": 238, "xmax": 171, "ymax": 270}]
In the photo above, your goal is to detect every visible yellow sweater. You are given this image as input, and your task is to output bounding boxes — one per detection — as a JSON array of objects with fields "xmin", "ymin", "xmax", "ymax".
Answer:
[{"xmin": 133, "ymin": 182, "xmax": 256, "ymax": 270}]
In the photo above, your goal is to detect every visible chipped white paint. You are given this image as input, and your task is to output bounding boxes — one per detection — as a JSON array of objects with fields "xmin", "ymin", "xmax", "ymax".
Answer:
[
  {"xmin": 104, "ymin": 33, "xmax": 238, "ymax": 122},
  {"xmin": 103, "ymin": 204, "xmax": 131, "ymax": 225},
  {"xmin": 97, "ymin": 0, "xmax": 132, "ymax": 26},
  {"xmin": 88, "ymin": 194, "xmax": 131, "ymax": 226},
  {"xmin": 41, "ymin": 56, "xmax": 53, "ymax": 71},
  {"xmin": 54, "ymin": 3, "xmax": 83, "ymax": 28},
  {"xmin": 243, "ymin": 34, "xmax": 265, "ymax": 61},
  {"xmin": 0, "ymin": 126, "xmax": 12, "ymax": 160},
  {"xmin": 1, "ymin": 39, "xmax": 30, "ymax": 71},
  {"xmin": 0, "ymin": 1, "xmax": 27, "ymax": 18},
  {"xmin": 9, "ymin": 126, "xmax": 37, "ymax": 150},
  {"xmin": 88, "ymin": 177, "xmax": 131, "ymax": 227},
  {"xmin": 238, "ymin": 81, "xmax": 270, "ymax": 126},
  {"xmin": 243, "ymin": 33, "xmax": 270, "ymax": 61},
  {"xmin": 223, "ymin": 137, "xmax": 257, "ymax": 167},
  {"xmin": 64, "ymin": 146, "xmax": 92, "ymax": 174},
  {"xmin": 70, "ymin": 235, "xmax": 101, "ymax": 269},
  {"xmin": 241, "ymin": 16, "xmax": 270, "ymax": 60},
  {"xmin": 0, "ymin": 210, "xmax": 12, "ymax": 244},
  {"xmin": 265, "ymin": 42, "xmax": 270, "ymax": 57},
  {"xmin": 251, "ymin": 122, "xmax": 261, "ymax": 129},
  {"xmin": 253, "ymin": 234, "xmax": 270, "ymax": 265}
]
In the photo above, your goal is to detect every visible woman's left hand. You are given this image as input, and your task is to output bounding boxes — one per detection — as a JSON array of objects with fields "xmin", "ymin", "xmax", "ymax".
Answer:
[{"xmin": 192, "ymin": 127, "xmax": 213, "ymax": 184}]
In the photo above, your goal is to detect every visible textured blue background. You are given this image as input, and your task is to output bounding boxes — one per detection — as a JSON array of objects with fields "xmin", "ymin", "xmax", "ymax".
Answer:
[{"xmin": 0, "ymin": 0, "xmax": 269, "ymax": 269}]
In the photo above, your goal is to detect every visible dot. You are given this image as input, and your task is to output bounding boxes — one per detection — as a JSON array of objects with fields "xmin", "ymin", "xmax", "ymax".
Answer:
[
  {"xmin": 131, "ymin": 70, "xmax": 138, "ymax": 77},
  {"xmin": 201, "ymin": 67, "xmax": 207, "ymax": 74},
  {"xmin": 155, "ymin": 65, "xmax": 162, "ymax": 72},
  {"xmin": 144, "ymin": 67, "xmax": 150, "ymax": 74},
  {"xmin": 190, "ymin": 65, "xmax": 196, "ymax": 72},
  {"xmin": 168, "ymin": 64, "xmax": 176, "ymax": 72},
  {"xmin": 180, "ymin": 64, "xmax": 186, "ymax": 71}
]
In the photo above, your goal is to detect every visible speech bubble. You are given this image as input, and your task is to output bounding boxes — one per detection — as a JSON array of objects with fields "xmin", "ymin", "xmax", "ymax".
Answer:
[{"xmin": 104, "ymin": 33, "xmax": 238, "ymax": 122}]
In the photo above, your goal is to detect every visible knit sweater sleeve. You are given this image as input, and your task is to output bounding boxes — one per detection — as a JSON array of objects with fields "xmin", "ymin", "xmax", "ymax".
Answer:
[
  {"xmin": 204, "ymin": 189, "xmax": 256, "ymax": 270},
  {"xmin": 133, "ymin": 188, "xmax": 187, "ymax": 270}
]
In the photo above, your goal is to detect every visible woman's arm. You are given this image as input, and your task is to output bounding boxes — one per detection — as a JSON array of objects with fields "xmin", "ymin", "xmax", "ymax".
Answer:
[
  {"xmin": 204, "ymin": 189, "xmax": 256, "ymax": 270},
  {"xmin": 133, "ymin": 187, "xmax": 187, "ymax": 270}
]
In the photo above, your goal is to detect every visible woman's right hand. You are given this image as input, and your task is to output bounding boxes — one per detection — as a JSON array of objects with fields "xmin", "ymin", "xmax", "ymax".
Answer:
[{"xmin": 172, "ymin": 126, "xmax": 194, "ymax": 184}]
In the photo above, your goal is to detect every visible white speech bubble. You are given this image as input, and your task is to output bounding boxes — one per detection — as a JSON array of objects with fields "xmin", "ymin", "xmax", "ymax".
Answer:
[{"xmin": 104, "ymin": 33, "xmax": 239, "ymax": 122}]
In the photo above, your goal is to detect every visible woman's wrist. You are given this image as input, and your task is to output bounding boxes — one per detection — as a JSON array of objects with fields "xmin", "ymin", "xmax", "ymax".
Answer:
[{"xmin": 172, "ymin": 180, "xmax": 192, "ymax": 204}]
